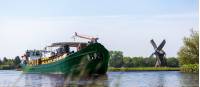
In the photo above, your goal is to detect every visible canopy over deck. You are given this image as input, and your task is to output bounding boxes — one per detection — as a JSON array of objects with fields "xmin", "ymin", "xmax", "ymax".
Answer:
[{"xmin": 48, "ymin": 42, "xmax": 88, "ymax": 47}]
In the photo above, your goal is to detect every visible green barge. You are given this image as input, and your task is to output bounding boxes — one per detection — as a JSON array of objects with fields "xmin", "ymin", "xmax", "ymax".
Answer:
[{"xmin": 20, "ymin": 33, "xmax": 109, "ymax": 76}]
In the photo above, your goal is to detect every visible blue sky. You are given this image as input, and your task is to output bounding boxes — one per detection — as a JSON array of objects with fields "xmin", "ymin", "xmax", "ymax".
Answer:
[
  {"xmin": 0, "ymin": 0, "xmax": 199, "ymax": 58},
  {"xmin": 0, "ymin": 0, "xmax": 198, "ymax": 16}
]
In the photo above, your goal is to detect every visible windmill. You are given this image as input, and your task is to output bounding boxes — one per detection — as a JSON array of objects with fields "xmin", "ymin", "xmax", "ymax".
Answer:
[{"xmin": 150, "ymin": 39, "xmax": 167, "ymax": 67}]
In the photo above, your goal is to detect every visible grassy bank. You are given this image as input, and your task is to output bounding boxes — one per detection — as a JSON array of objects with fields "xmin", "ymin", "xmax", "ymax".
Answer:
[
  {"xmin": 180, "ymin": 64, "xmax": 199, "ymax": 73},
  {"xmin": 0, "ymin": 65, "xmax": 15, "ymax": 70},
  {"xmin": 108, "ymin": 67, "xmax": 180, "ymax": 71}
]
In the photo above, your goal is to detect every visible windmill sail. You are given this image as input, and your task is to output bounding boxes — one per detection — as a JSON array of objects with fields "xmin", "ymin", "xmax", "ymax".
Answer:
[{"xmin": 150, "ymin": 39, "xmax": 167, "ymax": 67}]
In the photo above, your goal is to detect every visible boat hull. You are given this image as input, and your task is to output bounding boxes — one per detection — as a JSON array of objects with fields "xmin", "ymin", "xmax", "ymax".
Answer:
[{"xmin": 21, "ymin": 43, "xmax": 109, "ymax": 76}]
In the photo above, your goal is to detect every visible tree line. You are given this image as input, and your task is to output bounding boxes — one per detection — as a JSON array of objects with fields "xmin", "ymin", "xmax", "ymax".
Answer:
[
  {"xmin": 0, "ymin": 56, "xmax": 21, "ymax": 69},
  {"xmin": 109, "ymin": 51, "xmax": 179, "ymax": 68},
  {"xmin": 0, "ymin": 51, "xmax": 179, "ymax": 70}
]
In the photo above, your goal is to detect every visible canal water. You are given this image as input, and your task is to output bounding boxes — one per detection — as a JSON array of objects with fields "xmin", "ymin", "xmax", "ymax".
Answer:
[{"xmin": 0, "ymin": 70, "xmax": 198, "ymax": 87}]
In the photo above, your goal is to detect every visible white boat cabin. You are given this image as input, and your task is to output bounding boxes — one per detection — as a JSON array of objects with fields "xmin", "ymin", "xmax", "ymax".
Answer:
[{"xmin": 23, "ymin": 42, "xmax": 88, "ymax": 65}]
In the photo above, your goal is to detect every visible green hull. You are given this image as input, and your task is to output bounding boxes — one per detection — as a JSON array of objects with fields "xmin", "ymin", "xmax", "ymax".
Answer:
[{"xmin": 21, "ymin": 43, "xmax": 109, "ymax": 76}]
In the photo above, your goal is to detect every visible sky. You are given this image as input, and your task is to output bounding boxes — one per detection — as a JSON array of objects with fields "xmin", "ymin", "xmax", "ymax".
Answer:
[{"xmin": 0, "ymin": 0, "xmax": 199, "ymax": 59}]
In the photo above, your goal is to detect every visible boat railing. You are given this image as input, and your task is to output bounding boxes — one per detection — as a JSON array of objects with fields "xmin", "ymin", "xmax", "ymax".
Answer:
[{"xmin": 28, "ymin": 53, "xmax": 67, "ymax": 66}]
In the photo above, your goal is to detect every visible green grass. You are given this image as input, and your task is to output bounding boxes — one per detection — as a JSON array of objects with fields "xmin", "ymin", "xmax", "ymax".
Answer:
[
  {"xmin": 180, "ymin": 64, "xmax": 199, "ymax": 73},
  {"xmin": 108, "ymin": 67, "xmax": 180, "ymax": 71},
  {"xmin": 0, "ymin": 65, "xmax": 15, "ymax": 70}
]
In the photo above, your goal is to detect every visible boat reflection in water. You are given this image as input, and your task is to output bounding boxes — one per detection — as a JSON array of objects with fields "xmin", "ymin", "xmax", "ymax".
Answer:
[{"xmin": 24, "ymin": 73, "xmax": 108, "ymax": 87}]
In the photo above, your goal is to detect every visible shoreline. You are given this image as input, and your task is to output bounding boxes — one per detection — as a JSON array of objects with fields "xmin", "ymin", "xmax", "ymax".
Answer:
[
  {"xmin": 0, "ymin": 67, "xmax": 181, "ymax": 72},
  {"xmin": 108, "ymin": 67, "xmax": 180, "ymax": 72}
]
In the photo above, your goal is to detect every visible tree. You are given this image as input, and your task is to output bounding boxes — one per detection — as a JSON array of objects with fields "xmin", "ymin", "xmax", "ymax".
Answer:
[
  {"xmin": 3, "ymin": 57, "xmax": 8, "ymax": 65},
  {"xmin": 178, "ymin": 29, "xmax": 199, "ymax": 65},
  {"xmin": 166, "ymin": 57, "xmax": 179, "ymax": 67},
  {"xmin": 123, "ymin": 57, "xmax": 133, "ymax": 67},
  {"xmin": 14, "ymin": 56, "xmax": 21, "ymax": 68},
  {"xmin": 109, "ymin": 51, "xmax": 123, "ymax": 68},
  {"xmin": 131, "ymin": 57, "xmax": 146, "ymax": 67},
  {"xmin": 0, "ymin": 59, "xmax": 2, "ymax": 65},
  {"xmin": 144, "ymin": 57, "xmax": 156, "ymax": 67}
]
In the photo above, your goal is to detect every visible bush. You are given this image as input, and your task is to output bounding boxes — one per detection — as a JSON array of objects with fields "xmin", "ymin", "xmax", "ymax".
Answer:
[
  {"xmin": 180, "ymin": 64, "xmax": 199, "ymax": 73},
  {"xmin": 178, "ymin": 30, "xmax": 199, "ymax": 65}
]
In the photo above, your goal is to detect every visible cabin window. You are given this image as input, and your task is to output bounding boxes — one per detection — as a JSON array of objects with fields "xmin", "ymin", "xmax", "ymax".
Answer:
[
  {"xmin": 26, "ymin": 51, "xmax": 30, "ymax": 57},
  {"xmin": 36, "ymin": 51, "xmax": 40, "ymax": 56},
  {"xmin": 70, "ymin": 47, "xmax": 77, "ymax": 53},
  {"xmin": 63, "ymin": 45, "xmax": 69, "ymax": 53}
]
